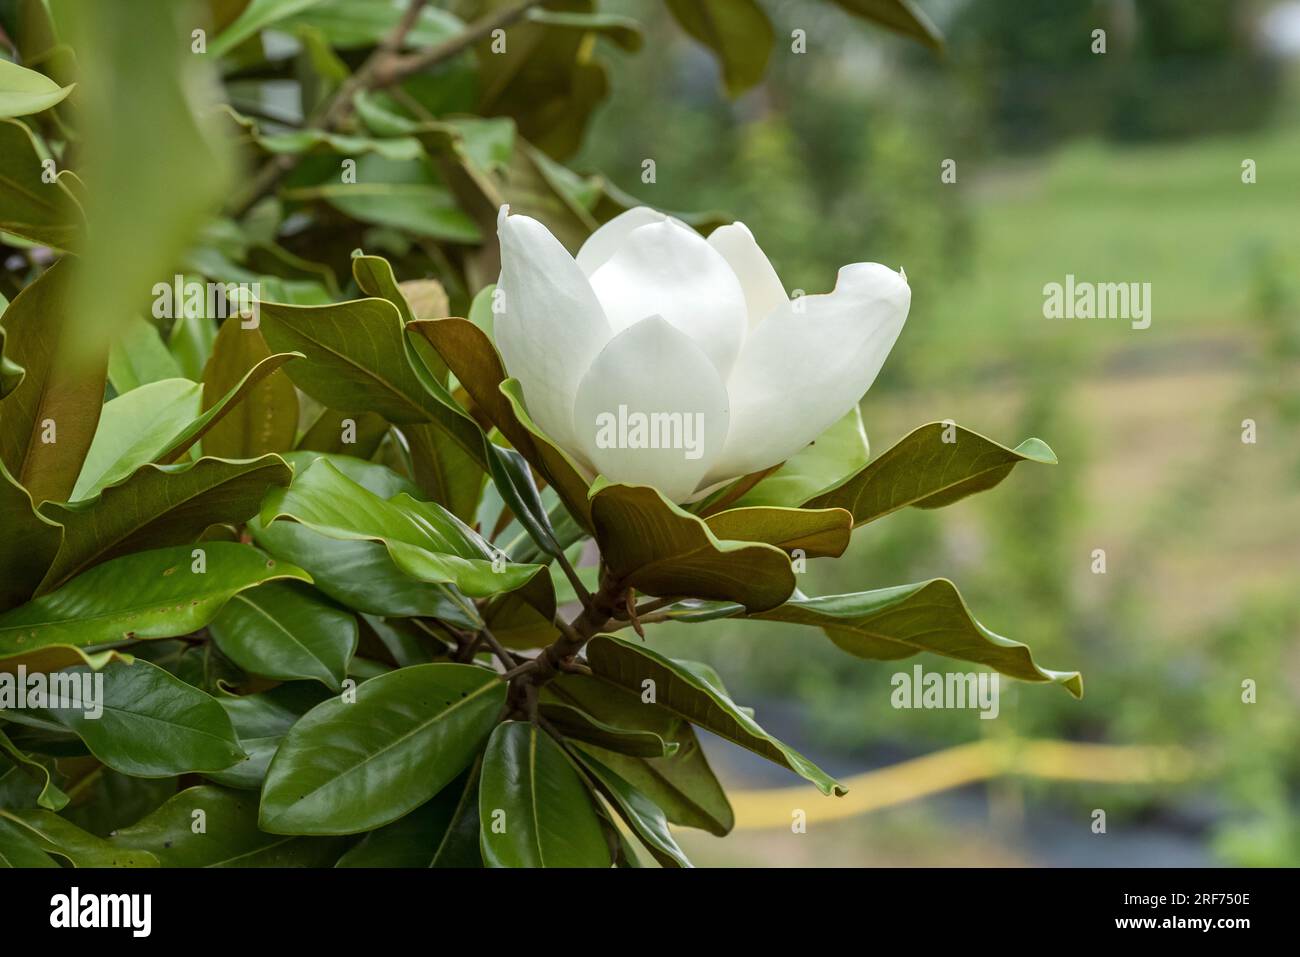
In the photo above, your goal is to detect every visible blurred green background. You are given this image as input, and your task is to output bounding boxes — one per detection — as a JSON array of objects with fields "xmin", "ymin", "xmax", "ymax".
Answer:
[{"xmin": 576, "ymin": 0, "xmax": 1300, "ymax": 866}]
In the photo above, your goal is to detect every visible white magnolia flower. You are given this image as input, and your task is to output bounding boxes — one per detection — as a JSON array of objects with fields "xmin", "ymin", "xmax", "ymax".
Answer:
[{"xmin": 493, "ymin": 205, "xmax": 911, "ymax": 503}]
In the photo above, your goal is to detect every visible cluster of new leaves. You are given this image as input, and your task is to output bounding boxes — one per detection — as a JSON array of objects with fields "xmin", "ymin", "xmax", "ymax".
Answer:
[{"xmin": 0, "ymin": 0, "xmax": 1075, "ymax": 868}]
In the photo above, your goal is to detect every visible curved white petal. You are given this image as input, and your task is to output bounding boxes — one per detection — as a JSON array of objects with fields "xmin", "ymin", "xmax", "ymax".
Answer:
[
  {"xmin": 705, "ymin": 262, "xmax": 910, "ymax": 484},
  {"xmin": 494, "ymin": 206, "xmax": 611, "ymax": 454},
  {"xmin": 575, "ymin": 206, "xmax": 683, "ymax": 276},
  {"xmin": 587, "ymin": 219, "xmax": 748, "ymax": 378},
  {"xmin": 572, "ymin": 316, "xmax": 731, "ymax": 503},
  {"xmin": 708, "ymin": 221, "xmax": 787, "ymax": 329}
]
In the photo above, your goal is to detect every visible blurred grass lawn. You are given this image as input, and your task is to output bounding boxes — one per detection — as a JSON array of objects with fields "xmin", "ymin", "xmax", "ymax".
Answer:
[{"xmin": 652, "ymin": 120, "xmax": 1300, "ymax": 866}]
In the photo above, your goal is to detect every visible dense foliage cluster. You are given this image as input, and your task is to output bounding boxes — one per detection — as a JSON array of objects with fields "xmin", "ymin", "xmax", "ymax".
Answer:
[{"xmin": 0, "ymin": 0, "xmax": 1076, "ymax": 867}]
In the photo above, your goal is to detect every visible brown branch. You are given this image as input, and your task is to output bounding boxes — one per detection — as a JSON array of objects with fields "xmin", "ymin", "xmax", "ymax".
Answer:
[
  {"xmin": 524, "ymin": 566, "xmax": 625, "ymax": 688},
  {"xmin": 229, "ymin": 0, "xmax": 543, "ymax": 216}
]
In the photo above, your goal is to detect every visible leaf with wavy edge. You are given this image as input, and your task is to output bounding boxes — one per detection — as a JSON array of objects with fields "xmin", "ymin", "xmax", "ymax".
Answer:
[
  {"xmin": 584, "ymin": 634, "xmax": 846, "ymax": 795},
  {"xmin": 199, "ymin": 319, "xmax": 298, "ymax": 459},
  {"xmin": 0, "ymin": 119, "xmax": 83, "ymax": 249},
  {"xmin": 249, "ymin": 453, "xmax": 478, "ymax": 625},
  {"xmin": 0, "ymin": 259, "xmax": 105, "ymax": 503},
  {"xmin": 702, "ymin": 505, "xmax": 852, "ymax": 558},
  {"xmin": 539, "ymin": 701, "xmax": 679, "ymax": 758},
  {"xmin": 668, "ymin": 580, "xmax": 1083, "ymax": 698},
  {"xmin": 37, "ymin": 455, "xmax": 292, "ymax": 594},
  {"xmin": 728, "ymin": 405, "xmax": 870, "ymax": 509},
  {"xmin": 0, "ymin": 808, "xmax": 158, "ymax": 866},
  {"xmin": 260, "ymin": 459, "xmax": 550, "ymax": 615},
  {"xmin": 572, "ymin": 746, "xmax": 691, "ymax": 868},
  {"xmin": 0, "ymin": 727, "xmax": 68, "ymax": 810},
  {"xmin": 544, "ymin": 674, "xmax": 733, "ymax": 835},
  {"xmin": 803, "ymin": 422, "xmax": 1057, "ymax": 527},
  {"xmin": 155, "ymin": 350, "xmax": 301, "ymax": 464},
  {"xmin": 589, "ymin": 481, "xmax": 794, "ymax": 613},
  {"xmin": 0, "ymin": 542, "xmax": 309, "ymax": 670},
  {"xmin": 0, "ymin": 459, "xmax": 61, "ymax": 612}
]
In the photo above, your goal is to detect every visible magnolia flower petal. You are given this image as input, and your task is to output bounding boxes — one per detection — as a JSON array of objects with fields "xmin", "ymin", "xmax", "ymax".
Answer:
[
  {"xmin": 575, "ymin": 206, "xmax": 682, "ymax": 276},
  {"xmin": 495, "ymin": 206, "xmax": 611, "ymax": 453},
  {"xmin": 587, "ymin": 219, "xmax": 748, "ymax": 378},
  {"xmin": 573, "ymin": 315, "xmax": 731, "ymax": 503},
  {"xmin": 708, "ymin": 221, "xmax": 788, "ymax": 329},
  {"xmin": 705, "ymin": 262, "xmax": 910, "ymax": 484}
]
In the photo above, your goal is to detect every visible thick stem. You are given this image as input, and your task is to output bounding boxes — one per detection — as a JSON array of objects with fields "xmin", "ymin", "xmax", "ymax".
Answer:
[{"xmin": 526, "ymin": 566, "xmax": 625, "ymax": 687}]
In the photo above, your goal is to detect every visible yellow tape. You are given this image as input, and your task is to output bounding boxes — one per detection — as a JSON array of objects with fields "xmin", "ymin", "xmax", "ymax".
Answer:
[{"xmin": 725, "ymin": 739, "xmax": 1197, "ymax": 830}]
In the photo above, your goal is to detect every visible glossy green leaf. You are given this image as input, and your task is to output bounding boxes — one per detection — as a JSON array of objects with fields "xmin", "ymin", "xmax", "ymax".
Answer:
[
  {"xmin": 167, "ymin": 309, "xmax": 217, "ymax": 381},
  {"xmin": 573, "ymin": 747, "xmax": 691, "ymax": 868},
  {"xmin": 209, "ymin": 581, "xmax": 357, "ymax": 689},
  {"xmin": 0, "ymin": 727, "xmax": 67, "ymax": 810},
  {"xmin": 113, "ymin": 784, "xmax": 345, "ymax": 866},
  {"xmin": 261, "ymin": 458, "xmax": 546, "ymax": 603},
  {"xmin": 586, "ymin": 634, "xmax": 846, "ymax": 795},
  {"xmin": 295, "ymin": 407, "xmax": 389, "ymax": 456},
  {"xmin": 803, "ymin": 422, "xmax": 1057, "ymax": 527},
  {"xmin": 60, "ymin": 769, "xmax": 177, "ymax": 838},
  {"xmin": 0, "ymin": 58, "xmax": 74, "ymax": 117},
  {"xmin": 0, "ymin": 259, "xmax": 106, "ymax": 504},
  {"xmin": 702, "ymin": 505, "xmax": 853, "ymax": 558},
  {"xmin": 206, "ymin": 682, "xmax": 329, "ymax": 790},
  {"xmin": 0, "ymin": 119, "xmax": 83, "ymax": 249},
  {"xmin": 731, "ymin": 405, "xmax": 870, "ymax": 508},
  {"xmin": 24, "ymin": 659, "xmax": 245, "ymax": 776},
  {"xmin": 70, "ymin": 378, "xmax": 202, "ymax": 502},
  {"xmin": 282, "ymin": 0, "xmax": 463, "ymax": 49},
  {"xmin": 664, "ymin": 0, "xmax": 773, "ymax": 96},
  {"xmin": 832, "ymin": 0, "xmax": 944, "ymax": 53},
  {"xmin": 478, "ymin": 721, "xmax": 610, "ymax": 868},
  {"xmin": 335, "ymin": 768, "xmax": 476, "ymax": 868},
  {"xmin": 0, "ymin": 460, "xmax": 61, "ymax": 612},
  {"xmin": 261, "ymin": 299, "xmax": 489, "ymax": 489},
  {"xmin": 403, "ymin": 421, "xmax": 485, "ymax": 522},
  {"xmin": 0, "ymin": 817, "xmax": 57, "ymax": 867},
  {"xmin": 543, "ymin": 673, "xmax": 732, "ymax": 835},
  {"xmin": 539, "ymin": 701, "xmax": 677, "ymax": 759},
  {"xmin": 429, "ymin": 758, "xmax": 483, "ymax": 867},
  {"xmin": 107, "ymin": 316, "xmax": 184, "ymax": 394},
  {"xmin": 0, "ymin": 542, "xmax": 309, "ymax": 670},
  {"xmin": 407, "ymin": 319, "xmax": 593, "ymax": 528},
  {"xmin": 250, "ymin": 454, "xmax": 476, "ymax": 623},
  {"xmin": 352, "ymin": 253, "xmax": 427, "ymax": 328},
  {"xmin": 199, "ymin": 318, "xmax": 298, "ymax": 458},
  {"xmin": 0, "ymin": 808, "xmax": 158, "ymax": 866},
  {"xmin": 590, "ymin": 482, "xmax": 794, "ymax": 613},
  {"xmin": 486, "ymin": 443, "xmax": 564, "ymax": 559},
  {"xmin": 672, "ymin": 580, "xmax": 1084, "ymax": 697},
  {"xmin": 260, "ymin": 662, "xmax": 505, "ymax": 835},
  {"xmin": 154, "ymin": 350, "xmax": 301, "ymax": 464},
  {"xmin": 38, "ymin": 455, "xmax": 292, "ymax": 594},
  {"xmin": 260, "ymin": 297, "xmax": 436, "ymax": 423},
  {"xmin": 209, "ymin": 0, "xmax": 324, "ymax": 57}
]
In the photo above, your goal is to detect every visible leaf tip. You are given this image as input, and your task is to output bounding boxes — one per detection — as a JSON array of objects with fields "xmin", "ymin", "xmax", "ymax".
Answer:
[{"xmin": 1014, "ymin": 437, "xmax": 1058, "ymax": 465}]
